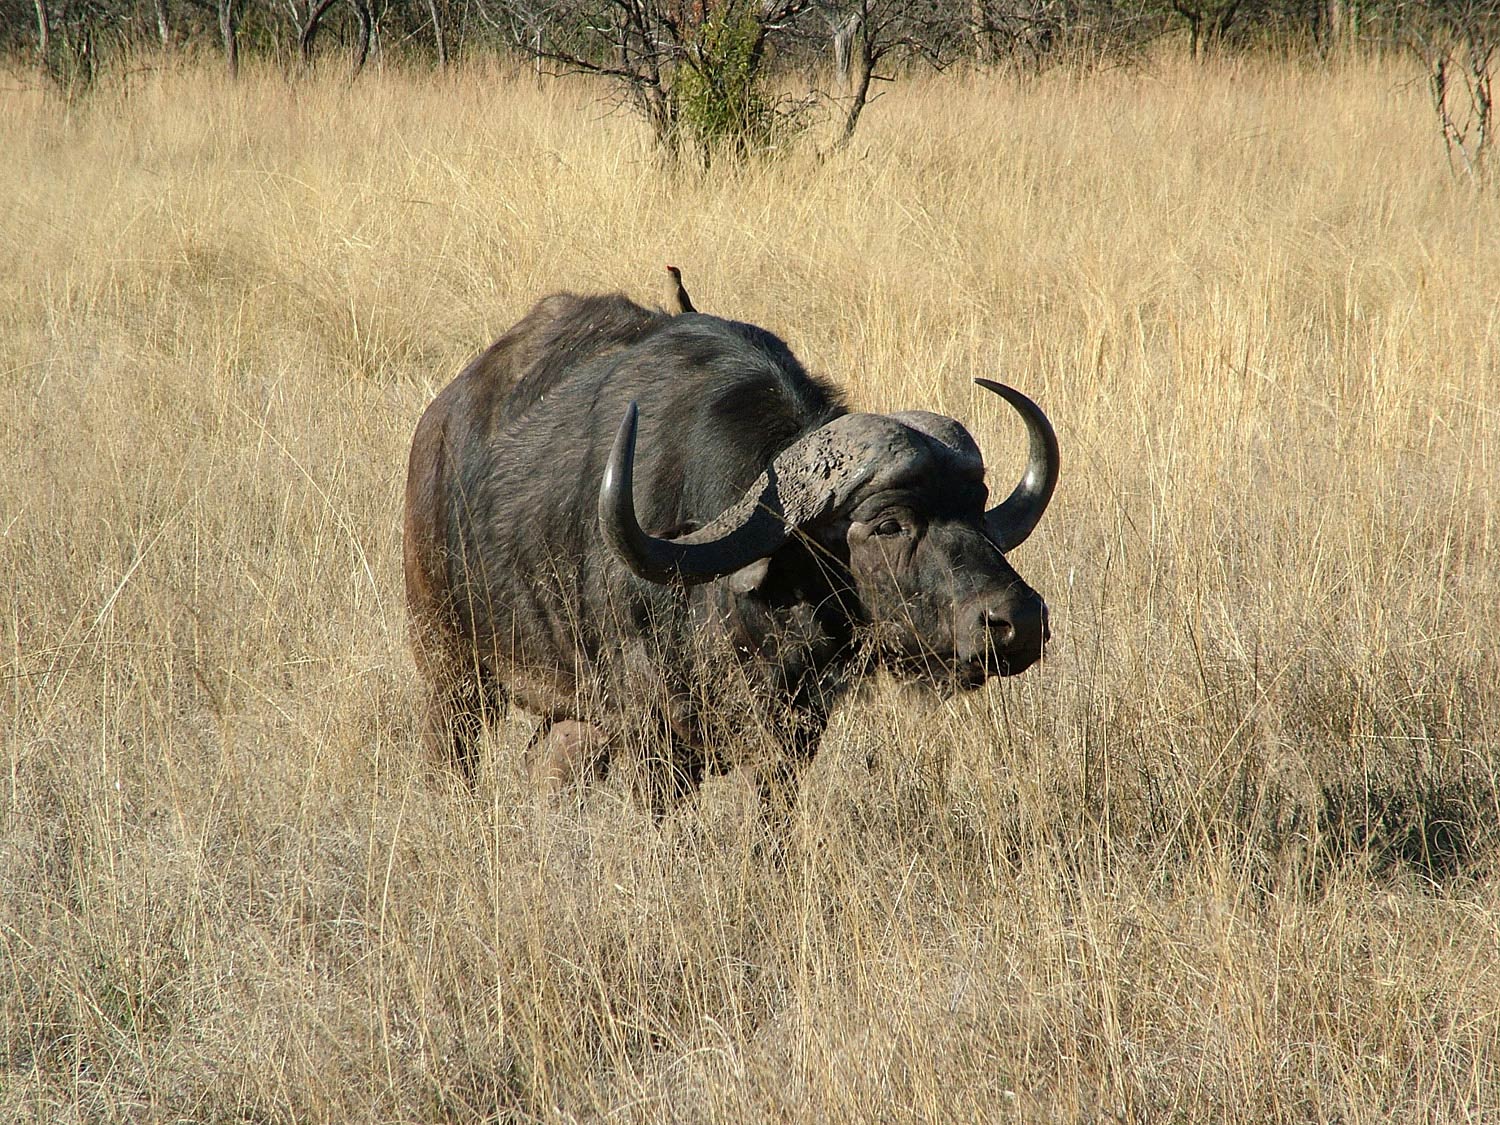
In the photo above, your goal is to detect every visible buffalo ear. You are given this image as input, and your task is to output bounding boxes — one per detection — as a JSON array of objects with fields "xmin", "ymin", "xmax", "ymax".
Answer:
[{"xmin": 726, "ymin": 558, "xmax": 773, "ymax": 595}]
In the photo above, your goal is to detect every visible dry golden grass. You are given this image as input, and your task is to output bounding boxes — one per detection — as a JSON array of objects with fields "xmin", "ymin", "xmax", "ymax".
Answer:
[{"xmin": 3, "ymin": 52, "xmax": 1499, "ymax": 1122}]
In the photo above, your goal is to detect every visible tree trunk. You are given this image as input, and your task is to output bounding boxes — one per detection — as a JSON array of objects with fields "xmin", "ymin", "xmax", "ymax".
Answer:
[
  {"xmin": 219, "ymin": 0, "xmax": 239, "ymax": 79},
  {"xmin": 299, "ymin": 0, "xmax": 337, "ymax": 65},
  {"xmin": 640, "ymin": 81, "xmax": 676, "ymax": 157},
  {"xmin": 971, "ymin": 0, "xmax": 992, "ymax": 64},
  {"xmin": 427, "ymin": 0, "xmax": 447, "ymax": 67},
  {"xmin": 832, "ymin": 11, "xmax": 861, "ymax": 84},
  {"xmin": 833, "ymin": 32, "xmax": 874, "ymax": 150},
  {"xmin": 33, "ymin": 0, "xmax": 49, "ymax": 73},
  {"xmin": 298, "ymin": 0, "xmax": 374, "ymax": 73},
  {"xmin": 1211, "ymin": 0, "xmax": 1242, "ymax": 46},
  {"xmin": 1172, "ymin": 1, "xmax": 1202, "ymax": 60},
  {"xmin": 154, "ymin": 0, "xmax": 170, "ymax": 47},
  {"xmin": 349, "ymin": 0, "xmax": 373, "ymax": 73},
  {"xmin": 1324, "ymin": 0, "xmax": 1345, "ymax": 48}
]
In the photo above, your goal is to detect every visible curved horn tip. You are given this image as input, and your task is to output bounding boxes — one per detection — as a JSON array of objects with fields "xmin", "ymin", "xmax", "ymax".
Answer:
[
  {"xmin": 975, "ymin": 378, "xmax": 1060, "ymax": 553},
  {"xmin": 619, "ymin": 400, "xmax": 639, "ymax": 438},
  {"xmin": 974, "ymin": 377, "xmax": 1030, "ymax": 406},
  {"xmin": 973, "ymin": 378, "xmax": 1058, "ymax": 457},
  {"xmin": 601, "ymin": 401, "xmax": 636, "ymax": 486},
  {"xmin": 599, "ymin": 401, "xmax": 642, "ymax": 555}
]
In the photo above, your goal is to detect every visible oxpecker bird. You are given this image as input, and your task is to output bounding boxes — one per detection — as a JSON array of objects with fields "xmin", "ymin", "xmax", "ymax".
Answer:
[{"xmin": 665, "ymin": 265, "xmax": 696, "ymax": 315}]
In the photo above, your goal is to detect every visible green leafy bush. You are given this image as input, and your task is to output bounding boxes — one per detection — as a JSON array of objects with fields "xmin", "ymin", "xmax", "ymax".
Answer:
[{"xmin": 673, "ymin": 3, "xmax": 783, "ymax": 164}]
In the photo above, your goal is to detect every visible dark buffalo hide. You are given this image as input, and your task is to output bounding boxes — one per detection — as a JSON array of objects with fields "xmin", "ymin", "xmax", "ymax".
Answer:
[{"xmin": 403, "ymin": 291, "xmax": 1058, "ymax": 814}]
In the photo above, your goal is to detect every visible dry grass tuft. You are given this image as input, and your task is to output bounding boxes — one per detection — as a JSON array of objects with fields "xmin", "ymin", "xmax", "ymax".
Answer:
[{"xmin": 3, "ymin": 54, "xmax": 1499, "ymax": 1122}]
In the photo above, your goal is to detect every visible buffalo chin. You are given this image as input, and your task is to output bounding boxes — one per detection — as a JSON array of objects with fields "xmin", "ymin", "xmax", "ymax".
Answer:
[{"xmin": 884, "ymin": 651, "xmax": 1035, "ymax": 696}]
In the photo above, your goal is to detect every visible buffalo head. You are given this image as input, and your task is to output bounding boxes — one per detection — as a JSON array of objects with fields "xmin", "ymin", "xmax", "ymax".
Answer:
[{"xmin": 599, "ymin": 378, "xmax": 1058, "ymax": 692}]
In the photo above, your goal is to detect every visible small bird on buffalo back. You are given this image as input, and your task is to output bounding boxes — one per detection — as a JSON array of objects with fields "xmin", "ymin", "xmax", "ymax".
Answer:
[{"xmin": 665, "ymin": 265, "xmax": 696, "ymax": 315}]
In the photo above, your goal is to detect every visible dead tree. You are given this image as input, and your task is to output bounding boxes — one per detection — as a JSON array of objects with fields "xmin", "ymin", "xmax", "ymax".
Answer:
[
  {"xmin": 295, "ymin": 0, "xmax": 374, "ymax": 73},
  {"xmin": 218, "ymin": 0, "xmax": 239, "ymax": 77},
  {"xmin": 1171, "ymin": 0, "xmax": 1243, "ymax": 59},
  {"xmin": 151, "ymin": 0, "xmax": 170, "ymax": 47},
  {"xmin": 1409, "ymin": 0, "xmax": 1497, "ymax": 183},
  {"xmin": 816, "ymin": 0, "xmax": 963, "ymax": 151},
  {"xmin": 33, "ymin": 0, "xmax": 49, "ymax": 71},
  {"xmin": 429, "ymin": 0, "xmax": 448, "ymax": 66}
]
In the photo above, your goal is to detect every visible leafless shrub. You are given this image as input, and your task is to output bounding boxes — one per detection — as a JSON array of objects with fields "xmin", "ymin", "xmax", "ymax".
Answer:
[{"xmin": 1407, "ymin": 0, "xmax": 1496, "ymax": 182}]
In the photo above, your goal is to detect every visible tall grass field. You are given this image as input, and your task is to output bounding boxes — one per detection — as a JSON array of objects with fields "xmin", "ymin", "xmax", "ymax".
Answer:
[{"xmin": 3, "ymin": 53, "xmax": 1499, "ymax": 1122}]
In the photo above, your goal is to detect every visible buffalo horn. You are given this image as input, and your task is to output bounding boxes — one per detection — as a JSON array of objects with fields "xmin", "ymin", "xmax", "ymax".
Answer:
[
  {"xmin": 600, "ymin": 403, "xmax": 795, "ymax": 585},
  {"xmin": 976, "ymin": 378, "xmax": 1059, "ymax": 553},
  {"xmin": 600, "ymin": 406, "xmax": 896, "ymax": 585}
]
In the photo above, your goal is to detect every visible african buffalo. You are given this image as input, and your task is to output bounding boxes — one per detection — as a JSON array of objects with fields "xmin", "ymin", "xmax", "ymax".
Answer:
[{"xmin": 403, "ymin": 286, "xmax": 1058, "ymax": 813}]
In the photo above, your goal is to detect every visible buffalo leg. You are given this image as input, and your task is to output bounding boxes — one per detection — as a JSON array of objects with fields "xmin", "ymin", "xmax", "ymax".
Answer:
[
  {"xmin": 755, "ymin": 721, "xmax": 823, "ymax": 832},
  {"xmin": 422, "ymin": 671, "xmax": 502, "ymax": 786},
  {"xmin": 527, "ymin": 719, "xmax": 607, "ymax": 794},
  {"xmin": 756, "ymin": 760, "xmax": 806, "ymax": 833},
  {"xmin": 641, "ymin": 749, "xmax": 707, "ymax": 821}
]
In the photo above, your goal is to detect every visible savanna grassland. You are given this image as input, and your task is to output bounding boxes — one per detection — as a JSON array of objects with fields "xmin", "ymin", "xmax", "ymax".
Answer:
[{"xmin": 3, "ymin": 52, "xmax": 1500, "ymax": 1123}]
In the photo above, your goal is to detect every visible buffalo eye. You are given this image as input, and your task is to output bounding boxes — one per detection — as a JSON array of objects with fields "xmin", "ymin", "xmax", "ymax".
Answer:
[{"xmin": 873, "ymin": 518, "xmax": 906, "ymax": 538}]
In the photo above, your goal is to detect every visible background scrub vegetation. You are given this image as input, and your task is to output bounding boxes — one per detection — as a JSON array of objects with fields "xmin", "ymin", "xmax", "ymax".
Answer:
[{"xmin": 2, "ymin": 53, "xmax": 1499, "ymax": 1123}]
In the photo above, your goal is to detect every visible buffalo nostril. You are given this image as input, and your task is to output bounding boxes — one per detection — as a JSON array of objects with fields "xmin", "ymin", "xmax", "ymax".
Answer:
[{"xmin": 984, "ymin": 609, "xmax": 1016, "ymax": 646}]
